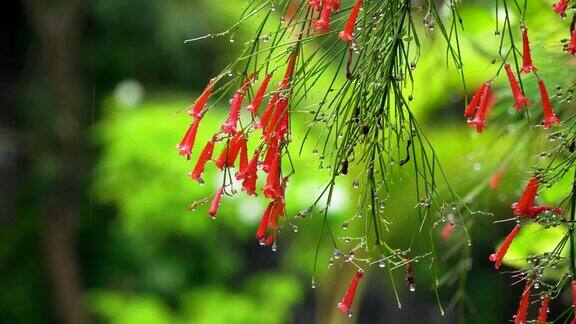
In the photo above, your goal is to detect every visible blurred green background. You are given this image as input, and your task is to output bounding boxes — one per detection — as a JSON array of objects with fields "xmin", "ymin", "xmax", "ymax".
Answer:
[{"xmin": 1, "ymin": 0, "xmax": 575, "ymax": 323}]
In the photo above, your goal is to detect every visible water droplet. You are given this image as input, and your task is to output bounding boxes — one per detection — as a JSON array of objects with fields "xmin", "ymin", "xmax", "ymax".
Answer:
[
  {"xmin": 378, "ymin": 259, "xmax": 386, "ymax": 268},
  {"xmin": 409, "ymin": 284, "xmax": 416, "ymax": 292},
  {"xmin": 311, "ymin": 279, "xmax": 316, "ymax": 289},
  {"xmin": 333, "ymin": 249, "xmax": 341, "ymax": 259},
  {"xmin": 341, "ymin": 222, "xmax": 349, "ymax": 230},
  {"xmin": 473, "ymin": 162, "xmax": 482, "ymax": 171}
]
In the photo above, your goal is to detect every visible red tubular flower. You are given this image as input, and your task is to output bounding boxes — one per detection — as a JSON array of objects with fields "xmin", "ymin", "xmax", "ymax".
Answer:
[
  {"xmin": 521, "ymin": 28, "xmax": 538, "ymax": 73},
  {"xmin": 239, "ymin": 150, "xmax": 260, "ymax": 195},
  {"xmin": 262, "ymin": 138, "xmax": 280, "ymax": 173},
  {"xmin": 215, "ymin": 133, "xmax": 244, "ymax": 170},
  {"xmin": 256, "ymin": 197, "xmax": 285, "ymax": 245},
  {"xmin": 467, "ymin": 82, "xmax": 492, "ymax": 133},
  {"xmin": 489, "ymin": 224, "xmax": 522, "ymax": 269},
  {"xmin": 221, "ymin": 89, "xmax": 245, "ymax": 135},
  {"xmin": 313, "ymin": 2, "xmax": 333, "ymax": 33},
  {"xmin": 221, "ymin": 74, "xmax": 255, "ymax": 134},
  {"xmin": 339, "ymin": 0, "xmax": 363, "ymax": 42},
  {"xmin": 189, "ymin": 140, "xmax": 215, "ymax": 183},
  {"xmin": 513, "ymin": 177, "xmax": 539, "ymax": 216},
  {"xmin": 553, "ymin": 0, "xmax": 570, "ymax": 17},
  {"xmin": 267, "ymin": 195, "xmax": 285, "ymax": 232},
  {"xmin": 279, "ymin": 51, "xmax": 298, "ymax": 91},
  {"xmin": 264, "ymin": 98, "xmax": 290, "ymax": 141},
  {"xmin": 489, "ymin": 166, "xmax": 506, "ymax": 190},
  {"xmin": 537, "ymin": 295, "xmax": 550, "ymax": 324},
  {"xmin": 330, "ymin": 0, "xmax": 341, "ymax": 11},
  {"xmin": 256, "ymin": 202, "xmax": 274, "ymax": 242},
  {"xmin": 337, "ymin": 270, "xmax": 364, "ymax": 316},
  {"xmin": 538, "ymin": 79, "xmax": 560, "ymax": 128},
  {"xmin": 566, "ymin": 30, "xmax": 576, "ymax": 55},
  {"xmin": 277, "ymin": 100, "xmax": 289, "ymax": 139},
  {"xmin": 247, "ymin": 73, "xmax": 273, "ymax": 116},
  {"xmin": 237, "ymin": 140, "xmax": 248, "ymax": 174},
  {"xmin": 464, "ymin": 83, "xmax": 488, "ymax": 118},
  {"xmin": 177, "ymin": 119, "xmax": 201, "ymax": 159},
  {"xmin": 257, "ymin": 92, "xmax": 279, "ymax": 129},
  {"xmin": 514, "ymin": 281, "xmax": 532, "ymax": 324},
  {"xmin": 208, "ymin": 187, "xmax": 224, "ymax": 218},
  {"xmin": 188, "ymin": 78, "xmax": 215, "ymax": 119},
  {"xmin": 440, "ymin": 222, "xmax": 454, "ymax": 240},
  {"xmin": 263, "ymin": 152, "xmax": 281, "ymax": 199},
  {"xmin": 504, "ymin": 64, "xmax": 531, "ymax": 111}
]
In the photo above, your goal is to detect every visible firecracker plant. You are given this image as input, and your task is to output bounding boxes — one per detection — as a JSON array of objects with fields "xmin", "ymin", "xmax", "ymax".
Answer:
[{"xmin": 177, "ymin": 0, "xmax": 576, "ymax": 321}]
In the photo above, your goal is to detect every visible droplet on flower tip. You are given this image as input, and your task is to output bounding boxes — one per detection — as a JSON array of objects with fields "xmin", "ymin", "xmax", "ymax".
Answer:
[
  {"xmin": 409, "ymin": 284, "xmax": 416, "ymax": 292},
  {"xmin": 311, "ymin": 279, "xmax": 316, "ymax": 289},
  {"xmin": 272, "ymin": 242, "xmax": 277, "ymax": 252}
]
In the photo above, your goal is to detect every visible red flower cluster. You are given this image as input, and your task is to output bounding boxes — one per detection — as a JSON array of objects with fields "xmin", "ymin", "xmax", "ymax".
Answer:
[
  {"xmin": 178, "ymin": 51, "xmax": 299, "ymax": 245},
  {"xmin": 465, "ymin": 26, "xmax": 561, "ymax": 132},
  {"xmin": 553, "ymin": 0, "xmax": 570, "ymax": 17},
  {"xmin": 505, "ymin": 280, "xmax": 575, "ymax": 323},
  {"xmin": 465, "ymin": 82, "xmax": 493, "ymax": 133},
  {"xmin": 511, "ymin": 177, "xmax": 563, "ymax": 217},
  {"xmin": 311, "ymin": 0, "xmax": 364, "ymax": 43},
  {"xmin": 551, "ymin": 2, "xmax": 576, "ymax": 55},
  {"xmin": 256, "ymin": 197, "xmax": 286, "ymax": 246}
]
